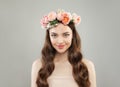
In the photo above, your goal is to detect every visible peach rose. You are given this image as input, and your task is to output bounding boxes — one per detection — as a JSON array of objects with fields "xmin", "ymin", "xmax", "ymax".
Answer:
[
  {"xmin": 72, "ymin": 13, "xmax": 81, "ymax": 25},
  {"xmin": 61, "ymin": 12, "xmax": 72, "ymax": 25},
  {"xmin": 47, "ymin": 11, "xmax": 57, "ymax": 21}
]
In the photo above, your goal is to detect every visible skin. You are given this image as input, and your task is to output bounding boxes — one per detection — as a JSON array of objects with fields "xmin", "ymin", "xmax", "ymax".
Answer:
[
  {"xmin": 49, "ymin": 23, "xmax": 73, "ymax": 63},
  {"xmin": 49, "ymin": 23, "xmax": 72, "ymax": 54}
]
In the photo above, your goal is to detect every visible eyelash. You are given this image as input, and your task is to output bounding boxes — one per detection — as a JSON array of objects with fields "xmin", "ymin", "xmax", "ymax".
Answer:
[
  {"xmin": 51, "ymin": 34, "xmax": 57, "ymax": 37},
  {"xmin": 51, "ymin": 34, "xmax": 70, "ymax": 38},
  {"xmin": 64, "ymin": 34, "xmax": 70, "ymax": 37}
]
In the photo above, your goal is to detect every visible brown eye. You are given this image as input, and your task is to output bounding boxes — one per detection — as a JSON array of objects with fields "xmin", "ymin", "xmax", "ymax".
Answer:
[
  {"xmin": 51, "ymin": 34, "xmax": 57, "ymax": 38},
  {"xmin": 63, "ymin": 33, "xmax": 70, "ymax": 37}
]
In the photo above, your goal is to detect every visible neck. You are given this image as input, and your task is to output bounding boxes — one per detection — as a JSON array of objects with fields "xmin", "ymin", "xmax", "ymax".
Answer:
[{"xmin": 54, "ymin": 51, "xmax": 68, "ymax": 63}]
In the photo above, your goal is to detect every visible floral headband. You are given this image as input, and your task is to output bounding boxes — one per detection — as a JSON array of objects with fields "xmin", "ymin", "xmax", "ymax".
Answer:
[{"xmin": 40, "ymin": 9, "xmax": 81, "ymax": 29}]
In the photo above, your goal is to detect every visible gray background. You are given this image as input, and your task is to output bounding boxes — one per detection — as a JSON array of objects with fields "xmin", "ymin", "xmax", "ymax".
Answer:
[{"xmin": 0, "ymin": 0, "xmax": 120, "ymax": 87}]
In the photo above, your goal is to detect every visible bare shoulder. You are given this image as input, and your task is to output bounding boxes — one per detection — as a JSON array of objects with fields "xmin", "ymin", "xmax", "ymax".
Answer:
[
  {"xmin": 31, "ymin": 58, "xmax": 43, "ymax": 75},
  {"xmin": 32, "ymin": 58, "xmax": 42, "ymax": 69},
  {"xmin": 82, "ymin": 58, "xmax": 95, "ymax": 69},
  {"xmin": 81, "ymin": 58, "xmax": 96, "ymax": 76},
  {"xmin": 82, "ymin": 58, "xmax": 97, "ymax": 87},
  {"xmin": 31, "ymin": 58, "xmax": 42, "ymax": 87},
  {"xmin": 31, "ymin": 58, "xmax": 42, "ymax": 76}
]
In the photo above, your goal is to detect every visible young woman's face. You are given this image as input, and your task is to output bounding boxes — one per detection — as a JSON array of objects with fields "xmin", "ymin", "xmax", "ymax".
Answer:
[{"xmin": 49, "ymin": 23, "xmax": 73, "ymax": 54}]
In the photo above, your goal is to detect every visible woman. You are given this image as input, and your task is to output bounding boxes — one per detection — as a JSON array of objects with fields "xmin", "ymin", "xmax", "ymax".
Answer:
[{"xmin": 31, "ymin": 9, "xmax": 96, "ymax": 87}]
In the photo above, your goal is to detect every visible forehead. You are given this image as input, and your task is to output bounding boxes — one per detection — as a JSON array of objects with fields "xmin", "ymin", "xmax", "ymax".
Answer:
[{"xmin": 49, "ymin": 23, "xmax": 72, "ymax": 33}]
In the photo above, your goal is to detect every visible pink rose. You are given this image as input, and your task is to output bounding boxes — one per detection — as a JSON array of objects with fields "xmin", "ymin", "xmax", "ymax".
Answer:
[
  {"xmin": 47, "ymin": 11, "xmax": 57, "ymax": 21},
  {"xmin": 40, "ymin": 15, "xmax": 49, "ymax": 28},
  {"xmin": 72, "ymin": 13, "xmax": 81, "ymax": 25},
  {"xmin": 61, "ymin": 12, "xmax": 72, "ymax": 25}
]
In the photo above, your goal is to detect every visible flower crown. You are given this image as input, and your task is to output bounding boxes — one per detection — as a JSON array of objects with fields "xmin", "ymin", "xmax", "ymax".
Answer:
[{"xmin": 40, "ymin": 9, "xmax": 81, "ymax": 29}]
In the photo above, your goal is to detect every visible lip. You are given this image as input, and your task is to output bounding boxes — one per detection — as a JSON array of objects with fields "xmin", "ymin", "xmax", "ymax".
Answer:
[{"xmin": 57, "ymin": 45, "xmax": 65, "ymax": 49}]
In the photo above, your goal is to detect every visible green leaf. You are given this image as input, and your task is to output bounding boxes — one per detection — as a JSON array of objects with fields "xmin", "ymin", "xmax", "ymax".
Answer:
[{"xmin": 50, "ymin": 20, "xmax": 59, "ymax": 25}]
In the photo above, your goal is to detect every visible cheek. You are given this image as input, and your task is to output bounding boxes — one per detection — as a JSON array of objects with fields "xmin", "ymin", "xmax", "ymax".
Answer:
[
  {"xmin": 66, "ymin": 36, "xmax": 72, "ymax": 44},
  {"xmin": 50, "ymin": 38, "xmax": 56, "ymax": 45}
]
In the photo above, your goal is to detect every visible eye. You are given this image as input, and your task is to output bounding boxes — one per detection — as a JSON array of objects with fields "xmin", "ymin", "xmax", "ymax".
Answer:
[
  {"xmin": 51, "ymin": 34, "xmax": 57, "ymax": 38},
  {"xmin": 63, "ymin": 33, "xmax": 70, "ymax": 37}
]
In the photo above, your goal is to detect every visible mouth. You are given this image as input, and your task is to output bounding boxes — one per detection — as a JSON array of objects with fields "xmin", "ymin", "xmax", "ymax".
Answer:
[{"xmin": 57, "ymin": 45, "xmax": 65, "ymax": 49}]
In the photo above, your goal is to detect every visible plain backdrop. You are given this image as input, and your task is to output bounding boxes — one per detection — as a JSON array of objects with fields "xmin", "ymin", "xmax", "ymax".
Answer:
[{"xmin": 0, "ymin": 0, "xmax": 120, "ymax": 87}]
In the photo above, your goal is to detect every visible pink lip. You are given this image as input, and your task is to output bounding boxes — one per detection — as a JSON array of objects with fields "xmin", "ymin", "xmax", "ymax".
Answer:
[{"xmin": 57, "ymin": 45, "xmax": 65, "ymax": 49}]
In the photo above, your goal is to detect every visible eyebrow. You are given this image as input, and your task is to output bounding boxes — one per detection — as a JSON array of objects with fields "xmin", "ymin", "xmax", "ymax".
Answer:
[{"xmin": 50, "ymin": 32, "xmax": 70, "ymax": 34}]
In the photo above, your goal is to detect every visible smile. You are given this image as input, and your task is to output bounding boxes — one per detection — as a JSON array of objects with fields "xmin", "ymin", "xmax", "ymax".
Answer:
[{"xmin": 57, "ymin": 45, "xmax": 65, "ymax": 49}]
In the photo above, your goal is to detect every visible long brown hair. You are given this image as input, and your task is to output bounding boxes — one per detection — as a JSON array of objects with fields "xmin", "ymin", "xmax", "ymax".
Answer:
[{"xmin": 36, "ymin": 22, "xmax": 90, "ymax": 87}]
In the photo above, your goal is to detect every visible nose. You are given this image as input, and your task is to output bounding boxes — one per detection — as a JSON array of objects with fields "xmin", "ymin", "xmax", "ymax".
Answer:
[{"xmin": 57, "ymin": 37, "xmax": 64, "ymax": 44}]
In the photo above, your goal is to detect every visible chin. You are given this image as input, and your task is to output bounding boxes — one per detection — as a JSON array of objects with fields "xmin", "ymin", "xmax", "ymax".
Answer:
[{"xmin": 56, "ymin": 49, "xmax": 68, "ymax": 54}]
